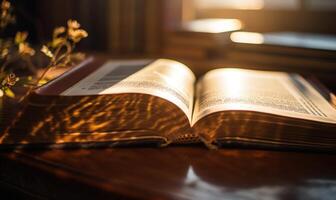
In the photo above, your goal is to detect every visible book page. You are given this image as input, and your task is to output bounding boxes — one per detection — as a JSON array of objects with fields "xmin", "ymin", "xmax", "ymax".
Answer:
[
  {"xmin": 62, "ymin": 59, "xmax": 196, "ymax": 122},
  {"xmin": 192, "ymin": 68, "xmax": 336, "ymax": 125}
]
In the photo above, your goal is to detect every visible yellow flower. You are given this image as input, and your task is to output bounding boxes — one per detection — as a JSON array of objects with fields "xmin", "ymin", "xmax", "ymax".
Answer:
[
  {"xmin": 68, "ymin": 28, "xmax": 88, "ymax": 43},
  {"xmin": 19, "ymin": 42, "xmax": 35, "ymax": 56},
  {"xmin": 41, "ymin": 45, "xmax": 53, "ymax": 58},
  {"xmin": 15, "ymin": 31, "xmax": 28, "ymax": 44},
  {"xmin": 53, "ymin": 26, "xmax": 66, "ymax": 38},
  {"xmin": 67, "ymin": 19, "xmax": 80, "ymax": 30}
]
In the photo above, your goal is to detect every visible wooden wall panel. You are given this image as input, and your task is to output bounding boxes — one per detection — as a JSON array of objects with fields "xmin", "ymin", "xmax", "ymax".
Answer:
[{"xmin": 34, "ymin": 0, "xmax": 166, "ymax": 56}]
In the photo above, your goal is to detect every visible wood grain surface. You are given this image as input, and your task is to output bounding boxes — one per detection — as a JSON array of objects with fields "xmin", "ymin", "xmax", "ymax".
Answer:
[
  {"xmin": 0, "ymin": 61, "xmax": 336, "ymax": 199},
  {"xmin": 1, "ymin": 146, "xmax": 336, "ymax": 199}
]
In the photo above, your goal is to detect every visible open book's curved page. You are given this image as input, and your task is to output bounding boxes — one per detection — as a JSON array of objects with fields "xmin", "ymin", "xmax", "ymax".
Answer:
[
  {"xmin": 193, "ymin": 68, "xmax": 336, "ymax": 125},
  {"xmin": 62, "ymin": 59, "xmax": 195, "ymax": 122}
]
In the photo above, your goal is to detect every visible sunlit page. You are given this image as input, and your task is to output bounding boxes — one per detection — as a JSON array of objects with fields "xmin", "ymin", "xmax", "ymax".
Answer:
[
  {"xmin": 193, "ymin": 68, "xmax": 336, "ymax": 125},
  {"xmin": 62, "ymin": 59, "xmax": 196, "ymax": 122}
]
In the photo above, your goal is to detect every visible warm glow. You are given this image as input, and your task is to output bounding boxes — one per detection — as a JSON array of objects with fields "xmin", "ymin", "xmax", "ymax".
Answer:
[
  {"xmin": 230, "ymin": 32, "xmax": 264, "ymax": 44},
  {"xmin": 228, "ymin": 0, "xmax": 264, "ymax": 9},
  {"xmin": 184, "ymin": 18, "xmax": 242, "ymax": 33},
  {"xmin": 220, "ymin": 69, "xmax": 245, "ymax": 98},
  {"xmin": 195, "ymin": 0, "xmax": 265, "ymax": 10}
]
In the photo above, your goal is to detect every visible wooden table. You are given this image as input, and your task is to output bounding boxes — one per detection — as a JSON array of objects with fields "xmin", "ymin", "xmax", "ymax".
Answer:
[
  {"xmin": 1, "ymin": 146, "xmax": 336, "ymax": 200},
  {"xmin": 0, "ymin": 69, "xmax": 336, "ymax": 200}
]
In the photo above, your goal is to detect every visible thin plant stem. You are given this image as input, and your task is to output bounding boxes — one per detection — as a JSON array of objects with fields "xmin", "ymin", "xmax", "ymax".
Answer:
[{"xmin": 2, "ymin": 43, "xmax": 64, "ymax": 138}]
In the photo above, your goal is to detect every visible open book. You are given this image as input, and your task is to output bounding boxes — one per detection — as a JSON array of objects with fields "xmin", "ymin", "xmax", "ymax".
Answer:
[{"xmin": 2, "ymin": 57, "xmax": 336, "ymax": 150}]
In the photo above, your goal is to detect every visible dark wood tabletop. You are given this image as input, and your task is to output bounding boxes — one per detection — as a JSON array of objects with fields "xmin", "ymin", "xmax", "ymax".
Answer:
[
  {"xmin": 1, "ymin": 66, "xmax": 336, "ymax": 200},
  {"xmin": 2, "ymin": 146, "xmax": 336, "ymax": 200}
]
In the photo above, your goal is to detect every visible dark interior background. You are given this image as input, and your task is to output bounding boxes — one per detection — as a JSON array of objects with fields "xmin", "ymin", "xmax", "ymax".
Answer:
[{"xmin": 9, "ymin": 0, "xmax": 336, "ymax": 55}]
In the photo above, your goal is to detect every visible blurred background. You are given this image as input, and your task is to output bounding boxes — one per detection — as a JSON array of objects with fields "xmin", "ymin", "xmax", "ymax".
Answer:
[{"xmin": 8, "ymin": 0, "xmax": 336, "ymax": 80}]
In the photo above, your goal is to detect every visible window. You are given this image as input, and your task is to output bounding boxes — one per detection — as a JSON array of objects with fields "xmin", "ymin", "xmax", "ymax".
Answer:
[
  {"xmin": 195, "ymin": 0, "xmax": 299, "ymax": 10},
  {"xmin": 194, "ymin": 0, "xmax": 336, "ymax": 11},
  {"xmin": 186, "ymin": 0, "xmax": 336, "ymax": 34}
]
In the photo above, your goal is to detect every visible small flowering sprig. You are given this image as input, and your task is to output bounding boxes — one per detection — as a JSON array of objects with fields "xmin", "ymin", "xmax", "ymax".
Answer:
[
  {"xmin": 17, "ymin": 19, "xmax": 88, "ymax": 101},
  {"xmin": 41, "ymin": 19, "xmax": 88, "ymax": 69},
  {"xmin": 0, "ymin": 0, "xmax": 35, "ymax": 97},
  {"xmin": 0, "ymin": 31, "xmax": 35, "ymax": 97},
  {"xmin": 3, "ymin": 19, "xmax": 88, "ymax": 137}
]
